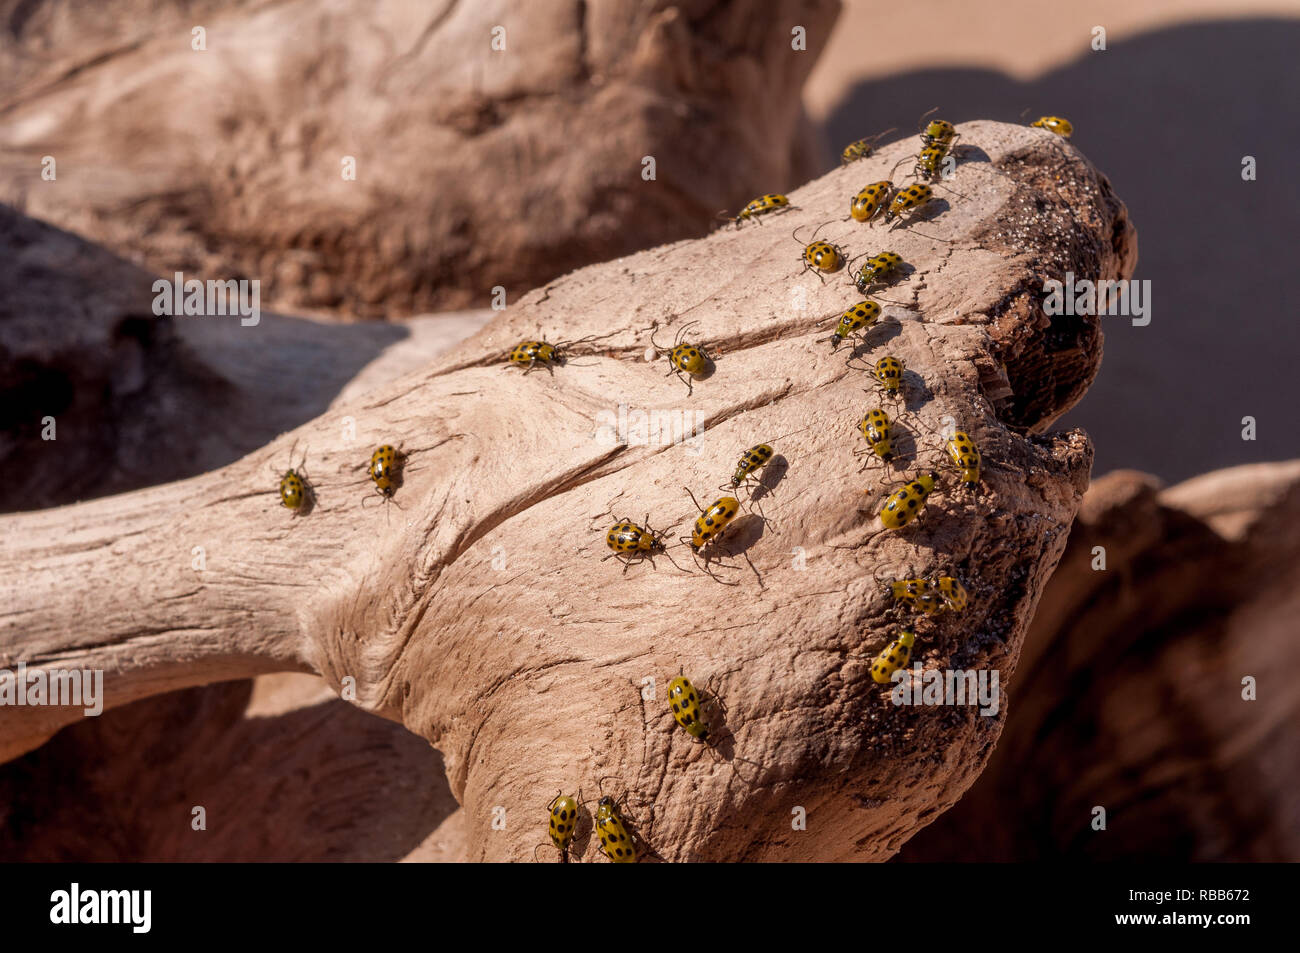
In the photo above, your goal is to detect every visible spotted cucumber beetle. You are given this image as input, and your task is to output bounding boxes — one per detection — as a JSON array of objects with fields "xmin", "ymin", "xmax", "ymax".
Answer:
[
  {"xmin": 272, "ymin": 445, "xmax": 314, "ymax": 516},
  {"xmin": 667, "ymin": 674, "xmax": 715, "ymax": 742},
  {"xmin": 280, "ymin": 469, "xmax": 308, "ymax": 511},
  {"xmin": 913, "ymin": 143, "xmax": 953, "ymax": 181},
  {"xmin": 603, "ymin": 515, "xmax": 675, "ymax": 574},
  {"xmin": 884, "ymin": 182, "xmax": 935, "ymax": 223},
  {"xmin": 650, "ymin": 320, "xmax": 714, "ymax": 396},
  {"xmin": 876, "ymin": 471, "xmax": 941, "ymax": 530},
  {"xmin": 868, "ymin": 355, "xmax": 904, "ymax": 400},
  {"xmin": 793, "ymin": 222, "xmax": 847, "ymax": 281},
  {"xmin": 361, "ymin": 444, "xmax": 407, "ymax": 506},
  {"xmin": 533, "ymin": 791, "xmax": 582, "ymax": 863},
  {"xmin": 508, "ymin": 340, "xmax": 558, "ymax": 372},
  {"xmin": 870, "ymin": 630, "xmax": 915, "ymax": 684},
  {"xmin": 849, "ymin": 251, "xmax": 905, "ymax": 295},
  {"xmin": 829, "ymin": 300, "xmax": 882, "ymax": 350},
  {"xmin": 849, "ymin": 180, "xmax": 894, "ymax": 223},
  {"xmin": 880, "ymin": 572, "xmax": 969, "ymax": 615},
  {"xmin": 593, "ymin": 788, "xmax": 639, "ymax": 864},
  {"xmin": 943, "ymin": 430, "xmax": 982, "ymax": 490},
  {"xmin": 935, "ymin": 575, "xmax": 969, "ymax": 611},
  {"xmin": 664, "ymin": 673, "xmax": 754, "ymax": 770},
  {"xmin": 1030, "ymin": 115, "xmax": 1073, "ymax": 138},
  {"xmin": 917, "ymin": 109, "xmax": 958, "ymax": 149},
  {"xmin": 721, "ymin": 193, "xmax": 796, "ymax": 227},
  {"xmin": 854, "ymin": 407, "xmax": 894, "ymax": 470},
  {"xmin": 727, "ymin": 443, "xmax": 774, "ymax": 491},
  {"xmin": 720, "ymin": 426, "xmax": 808, "ymax": 505},
  {"xmin": 682, "ymin": 488, "xmax": 740, "ymax": 553},
  {"xmin": 883, "ymin": 577, "xmax": 945, "ymax": 615},
  {"xmin": 884, "ymin": 576, "xmax": 929, "ymax": 603},
  {"xmin": 680, "ymin": 487, "xmax": 748, "ymax": 583},
  {"xmin": 917, "ymin": 418, "xmax": 983, "ymax": 491},
  {"xmin": 885, "ymin": 180, "xmax": 970, "ymax": 234},
  {"xmin": 840, "ymin": 128, "xmax": 896, "ymax": 165},
  {"xmin": 507, "ymin": 332, "xmax": 614, "ymax": 375},
  {"xmin": 893, "ymin": 109, "xmax": 960, "ymax": 182}
]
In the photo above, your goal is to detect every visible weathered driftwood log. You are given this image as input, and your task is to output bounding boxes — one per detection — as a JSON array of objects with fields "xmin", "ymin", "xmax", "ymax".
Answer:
[
  {"xmin": 898, "ymin": 460, "xmax": 1300, "ymax": 862},
  {"xmin": 0, "ymin": 0, "xmax": 837, "ymax": 316},
  {"xmin": 0, "ymin": 121, "xmax": 1134, "ymax": 860}
]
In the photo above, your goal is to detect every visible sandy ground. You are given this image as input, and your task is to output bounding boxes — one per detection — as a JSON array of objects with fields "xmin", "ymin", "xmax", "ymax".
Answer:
[{"xmin": 805, "ymin": 0, "xmax": 1300, "ymax": 482}]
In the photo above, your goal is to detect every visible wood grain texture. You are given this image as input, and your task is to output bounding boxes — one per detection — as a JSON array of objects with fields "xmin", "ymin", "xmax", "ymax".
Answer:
[{"xmin": 0, "ymin": 121, "xmax": 1134, "ymax": 860}]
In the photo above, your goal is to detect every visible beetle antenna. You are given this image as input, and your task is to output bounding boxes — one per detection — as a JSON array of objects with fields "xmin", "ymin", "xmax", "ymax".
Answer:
[
  {"xmin": 558, "ymin": 328, "xmax": 620, "ymax": 350},
  {"xmin": 682, "ymin": 485, "xmax": 705, "ymax": 513}
]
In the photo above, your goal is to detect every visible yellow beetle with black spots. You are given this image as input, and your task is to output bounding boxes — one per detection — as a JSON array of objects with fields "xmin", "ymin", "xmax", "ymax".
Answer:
[
  {"xmin": 870, "ymin": 355, "xmax": 904, "ymax": 399},
  {"xmin": 594, "ymin": 795, "xmax": 637, "ymax": 863},
  {"xmin": 851, "ymin": 251, "xmax": 904, "ymax": 294},
  {"xmin": 726, "ymin": 192, "xmax": 794, "ymax": 227},
  {"xmin": 603, "ymin": 515, "xmax": 671, "ymax": 573},
  {"xmin": 534, "ymin": 792, "xmax": 581, "ymax": 863},
  {"xmin": 935, "ymin": 575, "xmax": 969, "ymax": 612},
  {"xmin": 272, "ymin": 445, "xmax": 313, "ymax": 515},
  {"xmin": 870, "ymin": 630, "xmax": 916, "ymax": 684},
  {"xmin": 727, "ymin": 443, "xmax": 774, "ymax": 492},
  {"xmin": 278, "ymin": 468, "xmax": 309, "ymax": 514},
  {"xmin": 507, "ymin": 332, "xmax": 612, "ymax": 375},
  {"xmin": 667, "ymin": 675, "xmax": 712, "ymax": 742},
  {"xmin": 829, "ymin": 300, "xmax": 882, "ymax": 350},
  {"xmin": 793, "ymin": 223, "xmax": 847, "ymax": 281},
  {"xmin": 683, "ymin": 489, "xmax": 740, "ymax": 553},
  {"xmin": 650, "ymin": 320, "xmax": 714, "ymax": 396},
  {"xmin": 508, "ymin": 340, "xmax": 558, "ymax": 373},
  {"xmin": 671, "ymin": 342, "xmax": 709, "ymax": 376},
  {"xmin": 722, "ymin": 428, "xmax": 806, "ymax": 495},
  {"xmin": 841, "ymin": 128, "xmax": 895, "ymax": 165},
  {"xmin": 855, "ymin": 407, "xmax": 894, "ymax": 469},
  {"xmin": 914, "ymin": 586, "xmax": 948, "ymax": 615},
  {"xmin": 849, "ymin": 180, "xmax": 894, "ymax": 223},
  {"xmin": 919, "ymin": 114, "xmax": 957, "ymax": 149},
  {"xmin": 366, "ymin": 444, "xmax": 404, "ymax": 499},
  {"xmin": 885, "ymin": 576, "xmax": 929, "ymax": 604},
  {"xmin": 883, "ymin": 573, "xmax": 968, "ymax": 615},
  {"xmin": 884, "ymin": 183, "xmax": 936, "ymax": 224},
  {"xmin": 1030, "ymin": 115, "xmax": 1073, "ymax": 138},
  {"xmin": 944, "ymin": 430, "xmax": 982, "ymax": 490},
  {"xmin": 878, "ymin": 471, "xmax": 941, "ymax": 530},
  {"xmin": 914, "ymin": 143, "xmax": 951, "ymax": 181},
  {"xmin": 802, "ymin": 240, "xmax": 845, "ymax": 276}
]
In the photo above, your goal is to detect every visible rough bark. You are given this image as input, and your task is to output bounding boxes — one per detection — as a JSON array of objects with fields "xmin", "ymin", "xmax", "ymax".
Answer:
[{"xmin": 0, "ymin": 120, "xmax": 1134, "ymax": 860}]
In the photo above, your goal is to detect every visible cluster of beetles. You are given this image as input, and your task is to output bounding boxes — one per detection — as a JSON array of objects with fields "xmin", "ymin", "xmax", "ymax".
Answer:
[{"xmin": 272, "ymin": 111, "xmax": 1074, "ymax": 862}]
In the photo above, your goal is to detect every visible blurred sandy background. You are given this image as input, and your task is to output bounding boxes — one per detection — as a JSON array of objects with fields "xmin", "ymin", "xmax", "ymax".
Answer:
[{"xmin": 806, "ymin": 0, "xmax": 1300, "ymax": 482}]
